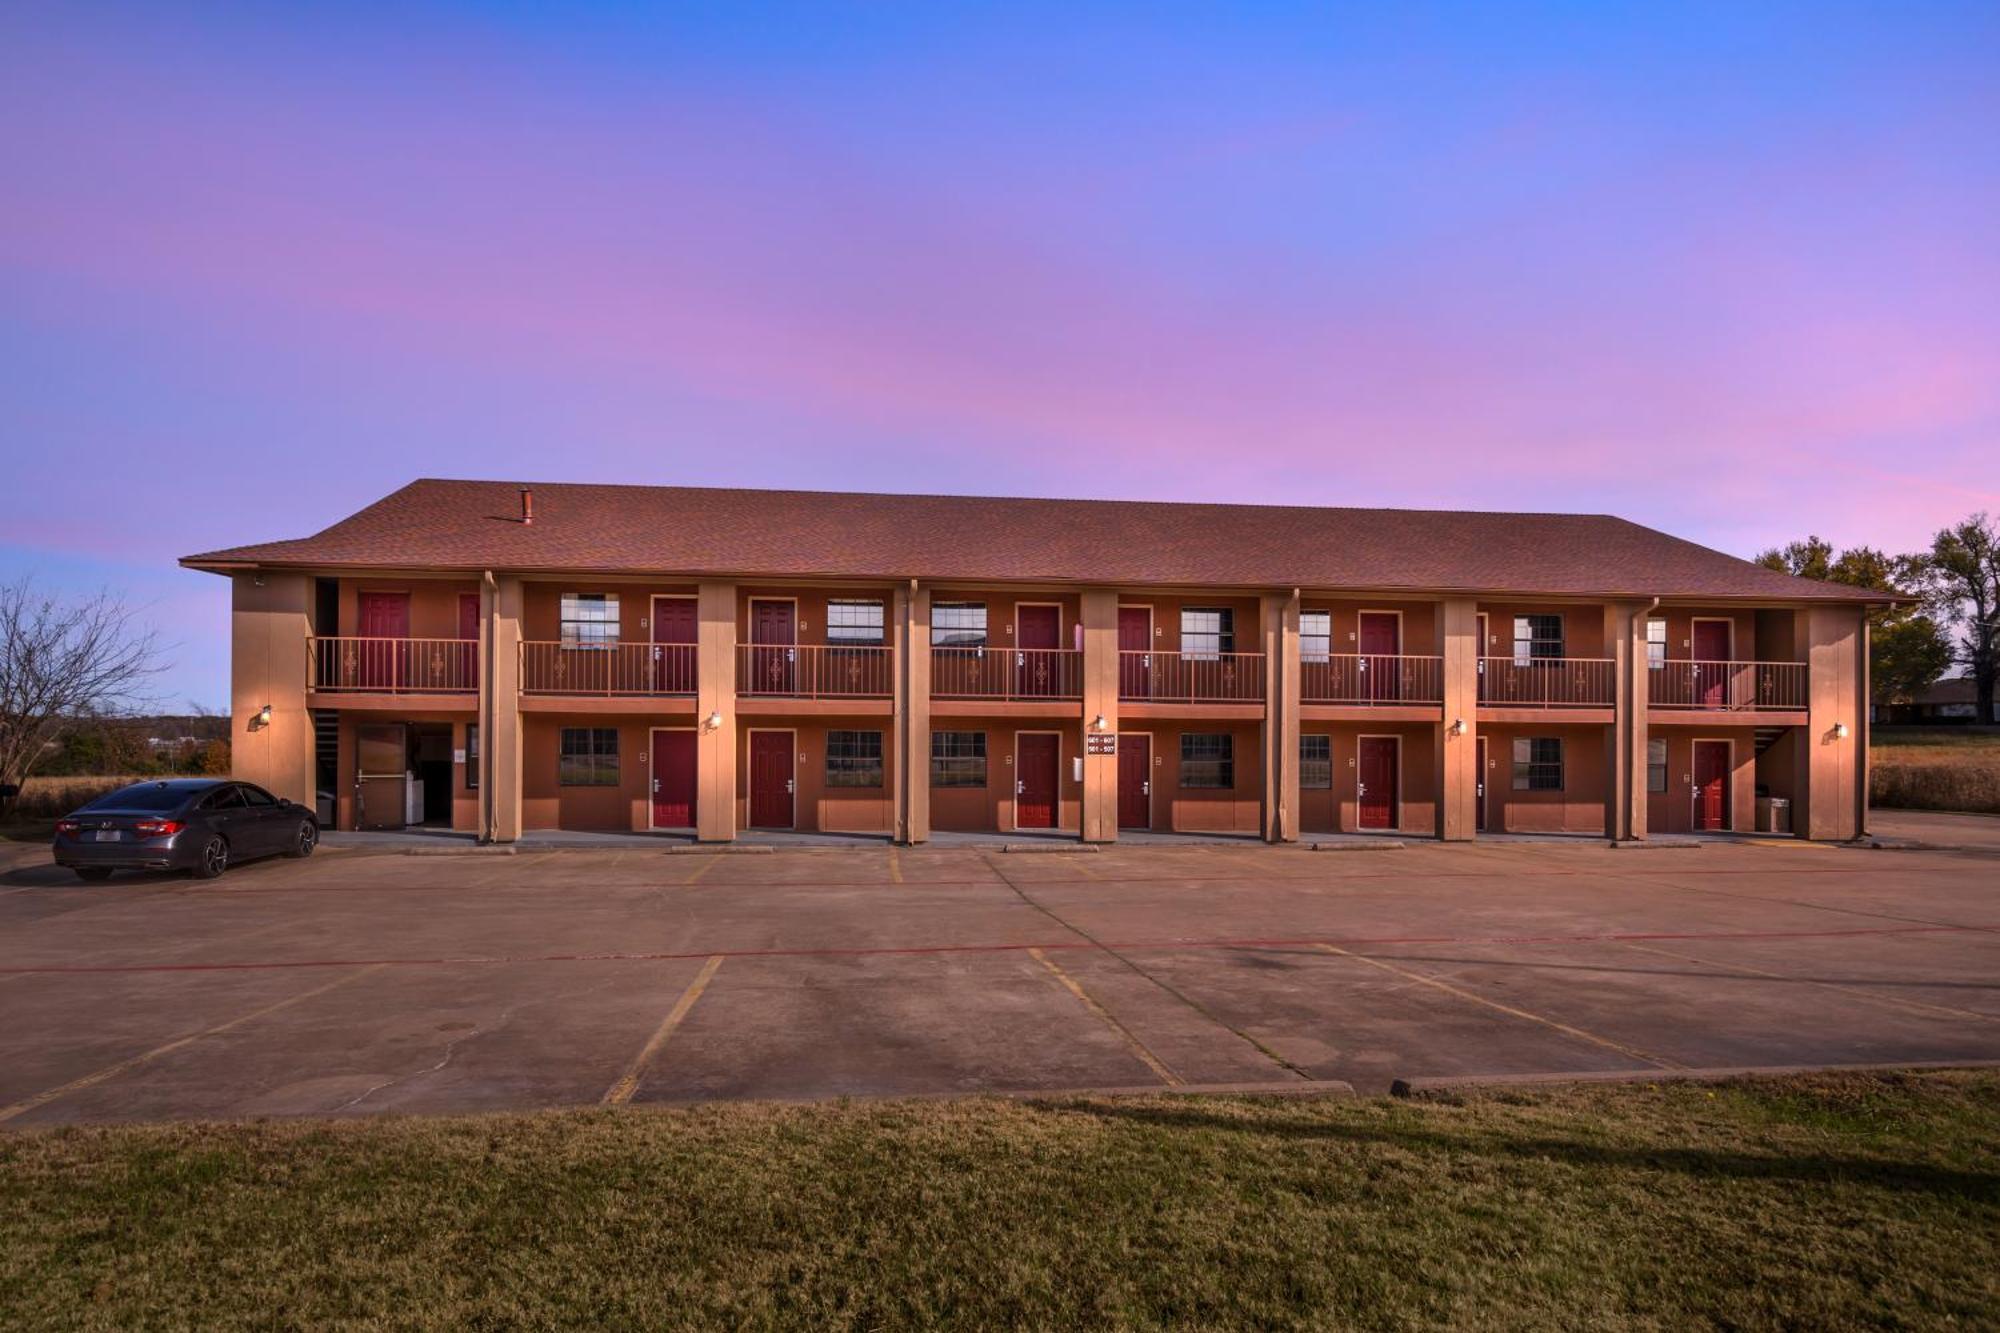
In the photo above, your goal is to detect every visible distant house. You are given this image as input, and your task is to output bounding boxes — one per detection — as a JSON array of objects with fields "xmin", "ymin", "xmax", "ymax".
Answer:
[{"xmin": 1876, "ymin": 677, "xmax": 1998, "ymax": 725}]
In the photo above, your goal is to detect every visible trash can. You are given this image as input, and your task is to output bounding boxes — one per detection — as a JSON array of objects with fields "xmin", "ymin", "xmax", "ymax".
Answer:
[{"xmin": 1757, "ymin": 797, "xmax": 1791, "ymax": 835}]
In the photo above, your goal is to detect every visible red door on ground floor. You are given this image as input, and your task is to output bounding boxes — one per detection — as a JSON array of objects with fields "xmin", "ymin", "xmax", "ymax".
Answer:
[
  {"xmin": 1475, "ymin": 736, "xmax": 1489, "ymax": 832},
  {"xmin": 749, "ymin": 731, "xmax": 794, "ymax": 829},
  {"xmin": 651, "ymin": 730, "xmax": 697, "ymax": 829},
  {"xmin": 1358, "ymin": 736, "xmax": 1398, "ymax": 830},
  {"xmin": 1693, "ymin": 739, "xmax": 1730, "ymax": 831},
  {"xmin": 1117, "ymin": 734, "xmax": 1151, "ymax": 830},
  {"xmin": 1016, "ymin": 733, "xmax": 1059, "ymax": 830}
]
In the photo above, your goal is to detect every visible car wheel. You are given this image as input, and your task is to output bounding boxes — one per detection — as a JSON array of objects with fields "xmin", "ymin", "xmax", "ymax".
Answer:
[
  {"xmin": 74, "ymin": 867, "xmax": 114, "ymax": 882},
  {"xmin": 191, "ymin": 835, "xmax": 229, "ymax": 880},
  {"xmin": 285, "ymin": 820, "xmax": 318, "ymax": 858}
]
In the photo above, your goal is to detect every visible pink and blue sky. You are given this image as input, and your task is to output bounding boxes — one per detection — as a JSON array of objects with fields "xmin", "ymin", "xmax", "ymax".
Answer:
[{"xmin": 3, "ymin": 2, "xmax": 1996, "ymax": 706}]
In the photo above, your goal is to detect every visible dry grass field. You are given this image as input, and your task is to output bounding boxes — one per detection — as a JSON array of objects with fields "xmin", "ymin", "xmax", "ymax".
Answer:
[
  {"xmin": 3, "ymin": 774, "xmax": 141, "ymax": 825},
  {"xmin": 1871, "ymin": 728, "xmax": 2000, "ymax": 814}
]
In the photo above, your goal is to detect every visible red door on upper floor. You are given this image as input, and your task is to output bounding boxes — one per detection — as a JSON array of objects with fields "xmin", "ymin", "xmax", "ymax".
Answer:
[
  {"xmin": 749, "ymin": 600, "xmax": 796, "ymax": 694},
  {"xmin": 1117, "ymin": 734, "xmax": 1151, "ymax": 830},
  {"xmin": 1017, "ymin": 605, "xmax": 1060, "ymax": 697},
  {"xmin": 357, "ymin": 592, "xmax": 410, "ymax": 689},
  {"xmin": 749, "ymin": 731, "xmax": 794, "ymax": 829},
  {"xmin": 1693, "ymin": 740, "xmax": 1731, "ymax": 831},
  {"xmin": 651, "ymin": 729, "xmax": 697, "ymax": 829},
  {"xmin": 1118, "ymin": 607, "xmax": 1151, "ymax": 699},
  {"xmin": 457, "ymin": 593, "xmax": 479, "ymax": 688},
  {"xmin": 1358, "ymin": 736, "xmax": 1398, "ymax": 830},
  {"xmin": 653, "ymin": 597, "xmax": 697, "ymax": 694},
  {"xmin": 1016, "ymin": 733, "xmax": 1059, "ymax": 830},
  {"xmin": 1358, "ymin": 612, "xmax": 1401, "ymax": 702},
  {"xmin": 1693, "ymin": 620, "xmax": 1731, "ymax": 708}
]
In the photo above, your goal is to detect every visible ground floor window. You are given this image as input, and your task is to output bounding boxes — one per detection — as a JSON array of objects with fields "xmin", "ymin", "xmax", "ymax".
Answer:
[
  {"xmin": 826, "ymin": 730, "xmax": 885, "ymax": 787},
  {"xmin": 931, "ymin": 731, "xmax": 987, "ymax": 788},
  {"xmin": 1512, "ymin": 737, "xmax": 1563, "ymax": 791},
  {"xmin": 1647, "ymin": 738, "xmax": 1668, "ymax": 793},
  {"xmin": 558, "ymin": 727, "xmax": 619, "ymax": 786},
  {"xmin": 1181, "ymin": 733, "xmax": 1234, "ymax": 788},
  {"xmin": 1300, "ymin": 734, "xmax": 1332, "ymax": 789},
  {"xmin": 465, "ymin": 723, "xmax": 479, "ymax": 790}
]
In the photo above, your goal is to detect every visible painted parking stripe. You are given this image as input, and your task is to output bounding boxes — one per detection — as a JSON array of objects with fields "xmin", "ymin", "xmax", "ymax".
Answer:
[
  {"xmin": 679, "ymin": 857, "xmax": 724, "ymax": 886},
  {"xmin": 0, "ymin": 964, "xmax": 386, "ymax": 1125},
  {"xmin": 603, "ymin": 954, "xmax": 725, "ymax": 1105},
  {"xmin": 1028, "ymin": 947, "xmax": 1182, "ymax": 1087},
  {"xmin": 1313, "ymin": 944, "xmax": 1683, "ymax": 1070},
  {"xmin": 888, "ymin": 848, "xmax": 904, "ymax": 885}
]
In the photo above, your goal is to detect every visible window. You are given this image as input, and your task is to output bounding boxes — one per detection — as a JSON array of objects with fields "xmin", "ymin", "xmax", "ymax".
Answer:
[
  {"xmin": 465, "ymin": 723, "xmax": 479, "ymax": 790},
  {"xmin": 826, "ymin": 730, "xmax": 884, "ymax": 788},
  {"xmin": 1647, "ymin": 738, "xmax": 1668, "ymax": 794},
  {"xmin": 200, "ymin": 785, "xmax": 246, "ymax": 811},
  {"xmin": 1512, "ymin": 614, "xmax": 1563, "ymax": 664},
  {"xmin": 239, "ymin": 784, "xmax": 275, "ymax": 807},
  {"xmin": 930, "ymin": 731, "xmax": 987, "ymax": 788},
  {"xmin": 1512, "ymin": 737, "xmax": 1564, "ymax": 791},
  {"xmin": 1181, "ymin": 608, "xmax": 1234, "ymax": 660},
  {"xmin": 559, "ymin": 728, "xmax": 619, "ymax": 786},
  {"xmin": 931, "ymin": 602, "xmax": 987, "ymax": 648},
  {"xmin": 827, "ymin": 599, "xmax": 885, "ymax": 645},
  {"xmin": 1647, "ymin": 619, "xmax": 1668, "ymax": 670},
  {"xmin": 561, "ymin": 593, "xmax": 620, "ymax": 649},
  {"xmin": 1181, "ymin": 733, "xmax": 1234, "ymax": 788},
  {"xmin": 1300, "ymin": 735, "xmax": 1332, "ymax": 789},
  {"xmin": 1301, "ymin": 611, "xmax": 1331, "ymax": 664}
]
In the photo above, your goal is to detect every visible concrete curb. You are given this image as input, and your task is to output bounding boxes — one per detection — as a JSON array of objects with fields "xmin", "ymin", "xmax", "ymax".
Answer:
[
  {"xmin": 999, "ymin": 843, "xmax": 1101, "ymax": 854},
  {"xmin": 1390, "ymin": 1058, "xmax": 2000, "ymax": 1098},
  {"xmin": 644, "ymin": 1078, "xmax": 1358, "ymax": 1108},
  {"xmin": 1307, "ymin": 840, "xmax": 1404, "ymax": 852},
  {"xmin": 1608, "ymin": 838, "xmax": 1701, "ymax": 849}
]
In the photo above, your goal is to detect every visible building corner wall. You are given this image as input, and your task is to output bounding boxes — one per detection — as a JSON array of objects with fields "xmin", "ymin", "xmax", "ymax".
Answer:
[
  {"xmin": 229, "ymin": 572, "xmax": 314, "ymax": 806},
  {"xmin": 485, "ymin": 575, "xmax": 525, "ymax": 843},
  {"xmin": 1801, "ymin": 604, "xmax": 1865, "ymax": 841},
  {"xmin": 1436, "ymin": 598, "xmax": 1478, "ymax": 840},
  {"xmin": 895, "ymin": 582, "xmax": 930, "ymax": 844},
  {"xmin": 1602, "ymin": 602, "xmax": 1648, "ymax": 842},
  {"xmin": 696, "ymin": 581, "xmax": 739, "ymax": 842},
  {"xmin": 1261, "ymin": 591, "xmax": 1300, "ymax": 843},
  {"xmin": 1080, "ymin": 589, "xmax": 1120, "ymax": 842}
]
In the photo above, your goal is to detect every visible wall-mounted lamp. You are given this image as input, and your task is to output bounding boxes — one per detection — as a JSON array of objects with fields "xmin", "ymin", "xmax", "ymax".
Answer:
[
  {"xmin": 1450, "ymin": 718, "xmax": 1467, "ymax": 736},
  {"xmin": 1833, "ymin": 722, "xmax": 1849, "ymax": 739},
  {"xmin": 255, "ymin": 704, "xmax": 273, "ymax": 728},
  {"xmin": 1091, "ymin": 714, "xmax": 1108, "ymax": 731},
  {"xmin": 705, "ymin": 710, "xmax": 724, "ymax": 732}
]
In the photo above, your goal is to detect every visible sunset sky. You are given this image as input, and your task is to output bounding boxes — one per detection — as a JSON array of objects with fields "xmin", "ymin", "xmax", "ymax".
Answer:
[{"xmin": 3, "ymin": 2, "xmax": 1996, "ymax": 706}]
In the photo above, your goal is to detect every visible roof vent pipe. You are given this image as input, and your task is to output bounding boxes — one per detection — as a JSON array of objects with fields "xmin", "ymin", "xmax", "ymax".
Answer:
[{"xmin": 519, "ymin": 487, "xmax": 534, "ymax": 526}]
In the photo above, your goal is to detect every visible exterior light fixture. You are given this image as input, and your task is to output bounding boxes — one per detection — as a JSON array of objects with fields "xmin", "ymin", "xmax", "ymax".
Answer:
[
  {"xmin": 255, "ymin": 704, "xmax": 273, "ymax": 727},
  {"xmin": 1833, "ymin": 722, "xmax": 1849, "ymax": 739},
  {"xmin": 1450, "ymin": 718, "xmax": 1466, "ymax": 736},
  {"xmin": 1092, "ymin": 714, "xmax": 1108, "ymax": 731},
  {"xmin": 706, "ymin": 710, "xmax": 724, "ymax": 731}
]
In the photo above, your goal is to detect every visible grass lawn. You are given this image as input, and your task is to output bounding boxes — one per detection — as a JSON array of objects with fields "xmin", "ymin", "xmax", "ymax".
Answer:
[
  {"xmin": 1871, "ymin": 728, "xmax": 2000, "ymax": 814},
  {"xmin": 3, "ymin": 1071, "xmax": 1995, "ymax": 1330}
]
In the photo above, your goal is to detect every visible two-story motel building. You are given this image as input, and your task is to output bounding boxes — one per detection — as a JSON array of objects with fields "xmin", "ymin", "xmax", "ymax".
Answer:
[{"xmin": 183, "ymin": 480, "xmax": 1883, "ymax": 845}]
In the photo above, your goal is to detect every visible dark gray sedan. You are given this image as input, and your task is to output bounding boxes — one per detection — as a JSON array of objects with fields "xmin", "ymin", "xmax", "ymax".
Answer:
[{"xmin": 53, "ymin": 778, "xmax": 319, "ymax": 881}]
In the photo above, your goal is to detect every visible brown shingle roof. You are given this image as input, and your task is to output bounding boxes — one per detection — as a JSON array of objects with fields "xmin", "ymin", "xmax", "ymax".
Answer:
[{"xmin": 180, "ymin": 479, "xmax": 1889, "ymax": 602}]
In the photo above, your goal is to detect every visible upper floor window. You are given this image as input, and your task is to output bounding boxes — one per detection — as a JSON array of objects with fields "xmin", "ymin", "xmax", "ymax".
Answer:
[
  {"xmin": 1300, "ymin": 734, "xmax": 1332, "ymax": 789},
  {"xmin": 1301, "ymin": 611, "xmax": 1331, "ymax": 663},
  {"xmin": 1512, "ymin": 614, "xmax": 1563, "ymax": 664},
  {"xmin": 1647, "ymin": 618, "xmax": 1668, "ymax": 670},
  {"xmin": 931, "ymin": 602, "xmax": 988, "ymax": 648},
  {"xmin": 1512, "ymin": 737, "xmax": 1564, "ymax": 791},
  {"xmin": 1181, "ymin": 608, "xmax": 1234, "ymax": 660},
  {"xmin": 827, "ymin": 599, "xmax": 885, "ymax": 645},
  {"xmin": 561, "ymin": 593, "xmax": 619, "ymax": 650}
]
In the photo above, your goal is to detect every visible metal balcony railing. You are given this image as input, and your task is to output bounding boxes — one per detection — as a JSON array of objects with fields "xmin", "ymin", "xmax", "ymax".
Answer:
[
  {"xmin": 1478, "ymin": 657, "xmax": 1616, "ymax": 708},
  {"xmin": 1649, "ymin": 660, "xmax": 1807, "ymax": 711},
  {"xmin": 1118, "ymin": 650, "xmax": 1266, "ymax": 703},
  {"xmin": 309, "ymin": 637, "xmax": 477, "ymax": 694},
  {"xmin": 931, "ymin": 647, "xmax": 1082, "ymax": 701},
  {"xmin": 738, "ymin": 643, "xmax": 893, "ymax": 699},
  {"xmin": 521, "ymin": 642, "xmax": 697, "ymax": 696},
  {"xmin": 1301, "ymin": 654, "xmax": 1443, "ymax": 705}
]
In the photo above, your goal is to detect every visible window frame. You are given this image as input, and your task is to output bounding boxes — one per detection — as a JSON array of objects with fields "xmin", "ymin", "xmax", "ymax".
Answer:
[
  {"xmin": 930, "ymin": 601, "xmax": 989, "ymax": 649},
  {"xmin": 825, "ymin": 729, "xmax": 885, "ymax": 789},
  {"xmin": 929, "ymin": 730, "xmax": 988, "ymax": 789},
  {"xmin": 1646, "ymin": 618, "xmax": 1668, "ymax": 670},
  {"xmin": 826, "ymin": 598, "xmax": 886, "ymax": 646},
  {"xmin": 558, "ymin": 727, "xmax": 620, "ymax": 787},
  {"xmin": 1300, "ymin": 734, "xmax": 1332, "ymax": 790},
  {"xmin": 1180, "ymin": 607, "xmax": 1235, "ymax": 661},
  {"xmin": 1179, "ymin": 732, "xmax": 1235, "ymax": 789},
  {"xmin": 560, "ymin": 593, "xmax": 621, "ymax": 651},
  {"xmin": 465, "ymin": 723, "xmax": 479, "ymax": 791},
  {"xmin": 1511, "ymin": 737, "xmax": 1564, "ymax": 791},
  {"xmin": 1300, "ymin": 610, "xmax": 1331, "ymax": 664},
  {"xmin": 1512, "ymin": 614, "xmax": 1564, "ymax": 664},
  {"xmin": 1647, "ymin": 737, "xmax": 1668, "ymax": 794}
]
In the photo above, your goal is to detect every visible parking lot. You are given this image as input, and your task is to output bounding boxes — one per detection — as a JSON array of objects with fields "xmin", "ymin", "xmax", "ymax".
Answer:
[{"xmin": 2, "ymin": 824, "xmax": 1997, "ymax": 1126}]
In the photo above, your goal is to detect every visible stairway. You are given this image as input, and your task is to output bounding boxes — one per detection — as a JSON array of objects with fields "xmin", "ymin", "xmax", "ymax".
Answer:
[{"xmin": 1753, "ymin": 726, "xmax": 1788, "ymax": 757}]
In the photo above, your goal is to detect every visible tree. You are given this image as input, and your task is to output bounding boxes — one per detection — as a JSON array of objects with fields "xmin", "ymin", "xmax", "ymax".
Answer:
[
  {"xmin": 1916, "ymin": 513, "xmax": 2000, "ymax": 724},
  {"xmin": 0, "ymin": 579, "xmax": 165, "ymax": 816},
  {"xmin": 1753, "ymin": 536, "xmax": 1951, "ymax": 707}
]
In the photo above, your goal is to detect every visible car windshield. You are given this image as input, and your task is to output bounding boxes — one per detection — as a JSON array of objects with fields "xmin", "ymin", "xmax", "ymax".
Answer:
[{"xmin": 81, "ymin": 784, "xmax": 199, "ymax": 813}]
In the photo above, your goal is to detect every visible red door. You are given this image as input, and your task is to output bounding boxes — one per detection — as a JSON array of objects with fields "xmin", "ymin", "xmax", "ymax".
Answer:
[
  {"xmin": 1693, "ymin": 740, "xmax": 1730, "ymax": 831},
  {"xmin": 456, "ymin": 593, "xmax": 479, "ymax": 689},
  {"xmin": 357, "ymin": 592, "xmax": 410, "ymax": 689},
  {"xmin": 749, "ymin": 731, "xmax": 794, "ymax": 829},
  {"xmin": 651, "ymin": 730, "xmax": 697, "ymax": 828},
  {"xmin": 750, "ymin": 601, "xmax": 796, "ymax": 695},
  {"xmin": 1358, "ymin": 737, "xmax": 1398, "ymax": 830},
  {"xmin": 1475, "ymin": 736, "xmax": 1489, "ymax": 832},
  {"xmin": 1358, "ymin": 612, "xmax": 1401, "ymax": 702},
  {"xmin": 1118, "ymin": 607, "xmax": 1151, "ymax": 699},
  {"xmin": 1692, "ymin": 620, "xmax": 1731, "ymax": 708},
  {"xmin": 1017, "ymin": 605, "xmax": 1060, "ymax": 697},
  {"xmin": 1117, "ymin": 734, "xmax": 1151, "ymax": 830},
  {"xmin": 653, "ymin": 598, "xmax": 697, "ymax": 694},
  {"xmin": 1016, "ymin": 733, "xmax": 1059, "ymax": 830}
]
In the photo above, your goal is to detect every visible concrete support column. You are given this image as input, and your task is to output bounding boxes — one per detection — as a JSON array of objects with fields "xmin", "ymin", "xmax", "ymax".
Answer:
[
  {"xmin": 695, "ymin": 581, "xmax": 738, "ymax": 843},
  {"xmin": 894, "ymin": 581, "xmax": 931, "ymax": 844},
  {"xmin": 1436, "ymin": 597, "xmax": 1479, "ymax": 841},
  {"xmin": 1261, "ymin": 590, "xmax": 1300, "ymax": 843},
  {"xmin": 1079, "ymin": 589, "xmax": 1120, "ymax": 842},
  {"xmin": 1800, "ymin": 604, "xmax": 1865, "ymax": 841},
  {"xmin": 482, "ymin": 574, "xmax": 525, "ymax": 843},
  {"xmin": 230, "ymin": 572, "xmax": 314, "ymax": 807},
  {"xmin": 1602, "ymin": 601, "xmax": 1648, "ymax": 842}
]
